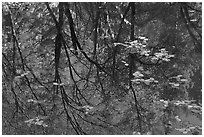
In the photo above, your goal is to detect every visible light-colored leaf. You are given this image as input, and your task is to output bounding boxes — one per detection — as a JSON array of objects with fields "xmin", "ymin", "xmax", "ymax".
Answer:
[
  {"xmin": 25, "ymin": 118, "xmax": 34, "ymax": 123},
  {"xmin": 53, "ymin": 82, "xmax": 59, "ymax": 85},
  {"xmin": 175, "ymin": 115, "xmax": 182, "ymax": 122},
  {"xmin": 35, "ymin": 120, "xmax": 43, "ymax": 125},
  {"xmin": 133, "ymin": 71, "xmax": 144, "ymax": 77},
  {"xmin": 180, "ymin": 79, "xmax": 188, "ymax": 82},
  {"xmin": 138, "ymin": 66, "xmax": 144, "ymax": 71},
  {"xmin": 144, "ymin": 70, "xmax": 151, "ymax": 74},
  {"xmin": 143, "ymin": 80, "xmax": 150, "ymax": 85}
]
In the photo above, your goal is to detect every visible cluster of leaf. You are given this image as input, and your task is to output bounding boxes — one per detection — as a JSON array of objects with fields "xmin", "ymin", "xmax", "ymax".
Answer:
[
  {"xmin": 115, "ymin": 35, "xmax": 202, "ymax": 134},
  {"xmin": 25, "ymin": 116, "xmax": 48, "ymax": 127}
]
